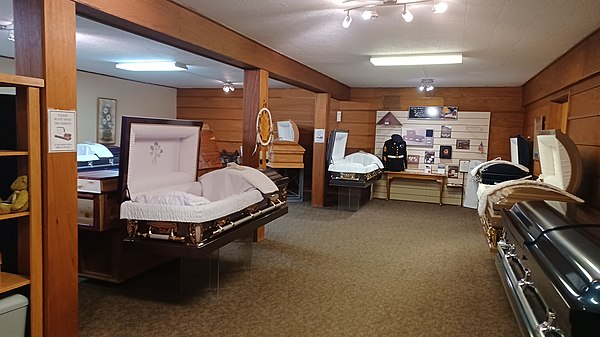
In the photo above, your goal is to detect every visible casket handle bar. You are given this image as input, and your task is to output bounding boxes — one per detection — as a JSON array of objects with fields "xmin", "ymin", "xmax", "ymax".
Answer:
[
  {"xmin": 146, "ymin": 227, "xmax": 186, "ymax": 242},
  {"xmin": 211, "ymin": 199, "xmax": 285, "ymax": 237},
  {"xmin": 518, "ymin": 268, "xmax": 533, "ymax": 287},
  {"xmin": 537, "ymin": 309, "xmax": 564, "ymax": 336}
]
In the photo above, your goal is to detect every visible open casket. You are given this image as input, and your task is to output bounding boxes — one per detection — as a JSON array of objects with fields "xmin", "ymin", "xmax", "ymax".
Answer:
[
  {"xmin": 473, "ymin": 129, "xmax": 584, "ymax": 251},
  {"xmin": 118, "ymin": 117, "xmax": 288, "ymax": 256},
  {"xmin": 267, "ymin": 119, "xmax": 305, "ymax": 168},
  {"xmin": 326, "ymin": 129, "xmax": 383, "ymax": 187}
]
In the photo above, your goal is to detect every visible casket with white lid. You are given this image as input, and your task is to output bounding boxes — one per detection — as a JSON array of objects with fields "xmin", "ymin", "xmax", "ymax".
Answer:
[
  {"xmin": 326, "ymin": 129, "xmax": 383, "ymax": 185},
  {"xmin": 118, "ymin": 116, "xmax": 287, "ymax": 251},
  {"xmin": 474, "ymin": 129, "xmax": 584, "ymax": 251}
]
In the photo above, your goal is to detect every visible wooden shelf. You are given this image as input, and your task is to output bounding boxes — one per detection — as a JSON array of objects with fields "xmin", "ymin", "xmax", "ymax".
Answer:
[
  {"xmin": 0, "ymin": 150, "xmax": 28, "ymax": 157},
  {"xmin": 0, "ymin": 73, "xmax": 44, "ymax": 88},
  {"xmin": 0, "ymin": 272, "xmax": 31, "ymax": 293},
  {"xmin": 0, "ymin": 212, "xmax": 30, "ymax": 221}
]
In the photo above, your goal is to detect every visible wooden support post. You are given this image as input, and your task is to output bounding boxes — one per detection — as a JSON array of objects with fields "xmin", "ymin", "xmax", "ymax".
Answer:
[
  {"xmin": 14, "ymin": 1, "xmax": 78, "ymax": 336},
  {"xmin": 311, "ymin": 93, "xmax": 331, "ymax": 207},
  {"xmin": 243, "ymin": 69, "xmax": 269, "ymax": 241}
]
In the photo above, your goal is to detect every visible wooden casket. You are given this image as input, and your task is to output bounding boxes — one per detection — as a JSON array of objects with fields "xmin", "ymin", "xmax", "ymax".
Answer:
[
  {"xmin": 118, "ymin": 116, "xmax": 288, "ymax": 257},
  {"xmin": 267, "ymin": 119, "xmax": 305, "ymax": 168},
  {"xmin": 326, "ymin": 129, "xmax": 383, "ymax": 187},
  {"xmin": 474, "ymin": 129, "xmax": 584, "ymax": 251}
]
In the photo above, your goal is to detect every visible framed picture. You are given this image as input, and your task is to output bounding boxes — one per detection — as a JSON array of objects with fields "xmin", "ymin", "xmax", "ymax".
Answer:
[
  {"xmin": 97, "ymin": 97, "xmax": 117, "ymax": 144},
  {"xmin": 407, "ymin": 154, "xmax": 420, "ymax": 164},
  {"xmin": 447, "ymin": 165, "xmax": 459, "ymax": 178},
  {"xmin": 402, "ymin": 128, "xmax": 434, "ymax": 147},
  {"xmin": 441, "ymin": 125, "xmax": 452, "ymax": 138},
  {"xmin": 439, "ymin": 145, "xmax": 452, "ymax": 159},
  {"xmin": 458, "ymin": 160, "xmax": 470, "ymax": 173},
  {"xmin": 424, "ymin": 150, "xmax": 435, "ymax": 164},
  {"xmin": 456, "ymin": 139, "xmax": 470, "ymax": 150}
]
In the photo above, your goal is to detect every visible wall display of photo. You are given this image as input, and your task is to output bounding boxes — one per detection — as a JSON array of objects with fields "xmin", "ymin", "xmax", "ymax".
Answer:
[
  {"xmin": 447, "ymin": 165, "xmax": 459, "ymax": 178},
  {"xmin": 441, "ymin": 125, "xmax": 452, "ymax": 138},
  {"xmin": 437, "ymin": 164, "xmax": 446, "ymax": 174},
  {"xmin": 424, "ymin": 150, "xmax": 435, "ymax": 164},
  {"xmin": 439, "ymin": 145, "xmax": 452, "ymax": 159},
  {"xmin": 97, "ymin": 97, "xmax": 117, "ymax": 144},
  {"xmin": 407, "ymin": 154, "xmax": 420, "ymax": 164},
  {"xmin": 408, "ymin": 106, "xmax": 458, "ymax": 120},
  {"xmin": 424, "ymin": 164, "xmax": 432, "ymax": 173},
  {"xmin": 456, "ymin": 139, "xmax": 470, "ymax": 150},
  {"xmin": 403, "ymin": 128, "xmax": 434, "ymax": 147},
  {"xmin": 459, "ymin": 160, "xmax": 470, "ymax": 173}
]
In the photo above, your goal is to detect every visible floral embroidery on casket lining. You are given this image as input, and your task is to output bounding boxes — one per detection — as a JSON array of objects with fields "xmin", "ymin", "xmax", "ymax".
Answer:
[{"xmin": 150, "ymin": 141, "xmax": 163, "ymax": 165}]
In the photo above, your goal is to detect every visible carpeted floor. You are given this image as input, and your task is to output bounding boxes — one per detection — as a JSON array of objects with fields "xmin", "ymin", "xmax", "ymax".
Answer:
[{"xmin": 79, "ymin": 199, "xmax": 520, "ymax": 337}]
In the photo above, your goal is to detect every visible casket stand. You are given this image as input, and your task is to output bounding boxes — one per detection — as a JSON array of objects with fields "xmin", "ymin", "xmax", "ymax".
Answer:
[
  {"xmin": 326, "ymin": 129, "xmax": 384, "ymax": 211},
  {"xmin": 118, "ymin": 116, "xmax": 288, "ymax": 259},
  {"xmin": 472, "ymin": 129, "xmax": 583, "ymax": 251}
]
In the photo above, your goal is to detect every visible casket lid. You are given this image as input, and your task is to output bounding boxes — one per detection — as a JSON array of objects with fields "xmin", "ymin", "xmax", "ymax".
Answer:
[
  {"xmin": 536, "ymin": 129, "xmax": 582, "ymax": 193},
  {"xmin": 326, "ymin": 129, "xmax": 349, "ymax": 164},
  {"xmin": 506, "ymin": 200, "xmax": 575, "ymax": 244},
  {"xmin": 118, "ymin": 116, "xmax": 203, "ymax": 201},
  {"xmin": 276, "ymin": 119, "xmax": 300, "ymax": 143}
]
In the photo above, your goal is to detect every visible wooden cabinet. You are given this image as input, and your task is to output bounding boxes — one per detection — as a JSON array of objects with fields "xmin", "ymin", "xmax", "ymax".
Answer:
[{"xmin": 0, "ymin": 73, "xmax": 43, "ymax": 336}]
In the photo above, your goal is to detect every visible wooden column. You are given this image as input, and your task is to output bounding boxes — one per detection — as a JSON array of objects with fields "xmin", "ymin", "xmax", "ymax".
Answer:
[
  {"xmin": 311, "ymin": 93, "xmax": 331, "ymax": 207},
  {"xmin": 242, "ymin": 69, "xmax": 269, "ymax": 168},
  {"xmin": 14, "ymin": 1, "xmax": 79, "ymax": 336},
  {"xmin": 243, "ymin": 69, "xmax": 269, "ymax": 241}
]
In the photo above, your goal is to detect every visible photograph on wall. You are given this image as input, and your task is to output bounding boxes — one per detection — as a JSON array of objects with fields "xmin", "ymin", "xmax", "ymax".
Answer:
[
  {"xmin": 403, "ymin": 128, "xmax": 434, "ymax": 147},
  {"xmin": 424, "ymin": 150, "xmax": 435, "ymax": 164},
  {"xmin": 408, "ymin": 106, "xmax": 459, "ymax": 120},
  {"xmin": 447, "ymin": 165, "xmax": 459, "ymax": 178},
  {"xmin": 439, "ymin": 145, "xmax": 452, "ymax": 159},
  {"xmin": 407, "ymin": 154, "xmax": 420, "ymax": 164},
  {"xmin": 458, "ymin": 160, "xmax": 470, "ymax": 173},
  {"xmin": 437, "ymin": 164, "xmax": 446, "ymax": 175},
  {"xmin": 441, "ymin": 125, "xmax": 452, "ymax": 138},
  {"xmin": 97, "ymin": 97, "xmax": 117, "ymax": 144},
  {"xmin": 424, "ymin": 164, "xmax": 432, "ymax": 173},
  {"xmin": 456, "ymin": 139, "xmax": 470, "ymax": 150}
]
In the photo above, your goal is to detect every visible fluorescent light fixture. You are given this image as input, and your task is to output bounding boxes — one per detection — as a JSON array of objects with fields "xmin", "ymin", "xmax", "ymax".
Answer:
[
  {"xmin": 115, "ymin": 61, "xmax": 188, "ymax": 71},
  {"xmin": 370, "ymin": 53, "xmax": 462, "ymax": 66}
]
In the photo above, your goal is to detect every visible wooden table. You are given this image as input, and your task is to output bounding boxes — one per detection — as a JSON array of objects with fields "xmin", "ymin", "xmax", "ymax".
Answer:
[{"xmin": 385, "ymin": 171, "xmax": 447, "ymax": 205}]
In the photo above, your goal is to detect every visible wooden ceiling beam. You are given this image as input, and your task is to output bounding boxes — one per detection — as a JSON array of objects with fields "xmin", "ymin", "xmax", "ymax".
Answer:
[{"xmin": 74, "ymin": 0, "xmax": 351, "ymax": 100}]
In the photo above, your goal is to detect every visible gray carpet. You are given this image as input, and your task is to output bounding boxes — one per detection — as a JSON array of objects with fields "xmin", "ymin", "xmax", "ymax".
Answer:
[{"xmin": 79, "ymin": 200, "xmax": 520, "ymax": 337}]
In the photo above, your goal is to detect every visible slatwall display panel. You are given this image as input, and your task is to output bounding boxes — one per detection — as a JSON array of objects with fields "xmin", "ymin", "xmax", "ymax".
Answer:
[{"xmin": 374, "ymin": 110, "xmax": 491, "ymax": 205}]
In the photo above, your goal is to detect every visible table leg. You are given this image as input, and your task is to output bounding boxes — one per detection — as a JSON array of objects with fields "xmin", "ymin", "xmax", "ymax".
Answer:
[{"xmin": 386, "ymin": 177, "xmax": 391, "ymax": 200}]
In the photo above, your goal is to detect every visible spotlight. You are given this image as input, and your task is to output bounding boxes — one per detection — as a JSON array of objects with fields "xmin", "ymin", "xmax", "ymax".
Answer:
[
  {"xmin": 342, "ymin": 11, "xmax": 352, "ymax": 28},
  {"xmin": 401, "ymin": 6, "xmax": 413, "ymax": 22},
  {"xmin": 432, "ymin": 1, "xmax": 448, "ymax": 13},
  {"xmin": 362, "ymin": 9, "xmax": 377, "ymax": 20},
  {"xmin": 222, "ymin": 82, "xmax": 235, "ymax": 93},
  {"xmin": 418, "ymin": 79, "xmax": 435, "ymax": 91}
]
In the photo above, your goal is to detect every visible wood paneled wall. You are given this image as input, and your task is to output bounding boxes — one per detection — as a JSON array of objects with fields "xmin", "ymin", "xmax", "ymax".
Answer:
[
  {"xmin": 523, "ymin": 28, "xmax": 600, "ymax": 210},
  {"xmin": 178, "ymin": 86, "xmax": 523, "ymax": 201}
]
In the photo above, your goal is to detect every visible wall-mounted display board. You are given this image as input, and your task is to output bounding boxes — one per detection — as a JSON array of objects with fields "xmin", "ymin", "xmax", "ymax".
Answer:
[
  {"xmin": 408, "ymin": 106, "xmax": 458, "ymax": 120},
  {"xmin": 373, "ymin": 110, "xmax": 490, "ymax": 206}
]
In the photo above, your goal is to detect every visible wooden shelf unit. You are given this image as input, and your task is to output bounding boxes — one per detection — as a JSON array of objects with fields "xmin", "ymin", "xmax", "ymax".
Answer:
[{"xmin": 0, "ymin": 72, "xmax": 43, "ymax": 337}]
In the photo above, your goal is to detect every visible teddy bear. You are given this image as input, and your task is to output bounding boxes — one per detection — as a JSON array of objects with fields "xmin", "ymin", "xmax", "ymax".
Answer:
[{"xmin": 0, "ymin": 175, "xmax": 29, "ymax": 214}]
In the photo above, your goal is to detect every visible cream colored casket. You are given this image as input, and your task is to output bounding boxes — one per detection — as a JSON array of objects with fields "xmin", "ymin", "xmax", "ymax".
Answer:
[
  {"xmin": 118, "ymin": 116, "xmax": 287, "ymax": 249},
  {"xmin": 267, "ymin": 119, "xmax": 305, "ymax": 168},
  {"xmin": 473, "ymin": 129, "xmax": 583, "ymax": 251},
  {"xmin": 327, "ymin": 129, "xmax": 384, "ymax": 186}
]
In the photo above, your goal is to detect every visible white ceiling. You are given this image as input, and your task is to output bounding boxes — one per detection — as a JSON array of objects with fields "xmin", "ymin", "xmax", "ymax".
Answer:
[{"xmin": 1, "ymin": 0, "xmax": 600, "ymax": 90}]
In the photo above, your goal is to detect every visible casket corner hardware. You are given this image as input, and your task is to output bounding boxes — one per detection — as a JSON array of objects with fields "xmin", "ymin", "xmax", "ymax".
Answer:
[{"xmin": 126, "ymin": 219, "xmax": 139, "ymax": 238}]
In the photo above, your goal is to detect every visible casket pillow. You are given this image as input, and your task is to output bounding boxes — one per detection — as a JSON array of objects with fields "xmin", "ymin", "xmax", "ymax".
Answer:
[{"xmin": 0, "ymin": 175, "xmax": 29, "ymax": 214}]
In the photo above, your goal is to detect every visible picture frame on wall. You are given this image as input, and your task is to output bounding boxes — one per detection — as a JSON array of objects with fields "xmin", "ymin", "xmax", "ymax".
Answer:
[
  {"xmin": 424, "ymin": 150, "xmax": 435, "ymax": 164},
  {"xmin": 407, "ymin": 154, "xmax": 420, "ymax": 164},
  {"xmin": 97, "ymin": 97, "xmax": 117, "ymax": 144},
  {"xmin": 456, "ymin": 139, "xmax": 470, "ymax": 150},
  {"xmin": 439, "ymin": 145, "xmax": 452, "ymax": 159},
  {"xmin": 447, "ymin": 165, "xmax": 459, "ymax": 178}
]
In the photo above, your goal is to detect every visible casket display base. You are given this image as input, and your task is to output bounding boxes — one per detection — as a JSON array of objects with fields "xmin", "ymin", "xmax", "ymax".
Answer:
[{"xmin": 330, "ymin": 179, "xmax": 374, "ymax": 212}]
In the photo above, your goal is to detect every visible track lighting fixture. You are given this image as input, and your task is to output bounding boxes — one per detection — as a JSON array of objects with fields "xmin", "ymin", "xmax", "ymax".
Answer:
[
  {"xmin": 418, "ymin": 79, "xmax": 434, "ymax": 91},
  {"xmin": 340, "ymin": 0, "xmax": 448, "ymax": 28},
  {"xmin": 222, "ymin": 82, "xmax": 235, "ymax": 93}
]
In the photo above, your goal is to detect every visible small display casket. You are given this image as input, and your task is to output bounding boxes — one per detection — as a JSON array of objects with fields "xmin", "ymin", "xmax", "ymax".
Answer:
[
  {"xmin": 267, "ymin": 119, "xmax": 305, "ymax": 168},
  {"xmin": 326, "ymin": 129, "xmax": 383, "ymax": 185},
  {"xmin": 118, "ymin": 116, "xmax": 287, "ymax": 250},
  {"xmin": 497, "ymin": 201, "xmax": 600, "ymax": 337}
]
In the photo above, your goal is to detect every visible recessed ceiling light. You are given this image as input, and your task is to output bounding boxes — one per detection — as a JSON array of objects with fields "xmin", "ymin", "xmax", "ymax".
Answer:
[
  {"xmin": 370, "ymin": 53, "xmax": 463, "ymax": 66},
  {"xmin": 115, "ymin": 61, "xmax": 188, "ymax": 71}
]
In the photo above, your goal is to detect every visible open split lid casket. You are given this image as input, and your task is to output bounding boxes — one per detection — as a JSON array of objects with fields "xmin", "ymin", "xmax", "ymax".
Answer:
[
  {"xmin": 118, "ymin": 116, "xmax": 287, "ymax": 251},
  {"xmin": 475, "ymin": 129, "xmax": 584, "ymax": 251},
  {"xmin": 326, "ymin": 129, "xmax": 383, "ymax": 184}
]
